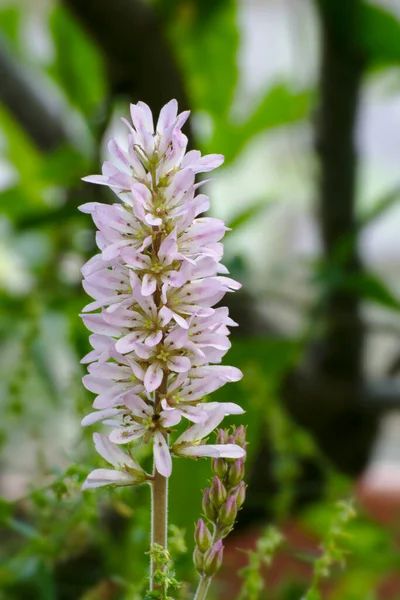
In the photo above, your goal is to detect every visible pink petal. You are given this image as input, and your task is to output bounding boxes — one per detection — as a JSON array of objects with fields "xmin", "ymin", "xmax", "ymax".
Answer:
[
  {"xmin": 115, "ymin": 332, "xmax": 141, "ymax": 354},
  {"xmin": 123, "ymin": 394, "xmax": 149, "ymax": 414},
  {"xmin": 81, "ymin": 314, "xmax": 121, "ymax": 337},
  {"xmin": 141, "ymin": 274, "xmax": 157, "ymax": 297},
  {"xmin": 159, "ymin": 306, "xmax": 174, "ymax": 327},
  {"xmin": 81, "ymin": 175, "xmax": 110, "ymax": 187},
  {"xmin": 167, "ymin": 355, "xmax": 191, "ymax": 373},
  {"xmin": 157, "ymin": 99, "xmax": 178, "ymax": 133},
  {"xmin": 131, "ymin": 341, "xmax": 152, "ymax": 360},
  {"xmin": 137, "ymin": 101, "xmax": 154, "ymax": 132},
  {"xmin": 108, "ymin": 138, "xmax": 130, "ymax": 169},
  {"xmin": 161, "ymin": 409, "xmax": 181, "ymax": 427},
  {"xmin": 175, "ymin": 110, "xmax": 190, "ymax": 130},
  {"xmin": 130, "ymin": 103, "xmax": 149, "ymax": 132},
  {"xmin": 144, "ymin": 363, "xmax": 164, "ymax": 392},
  {"xmin": 144, "ymin": 330, "xmax": 163, "ymax": 346},
  {"xmin": 194, "ymin": 154, "xmax": 225, "ymax": 173}
]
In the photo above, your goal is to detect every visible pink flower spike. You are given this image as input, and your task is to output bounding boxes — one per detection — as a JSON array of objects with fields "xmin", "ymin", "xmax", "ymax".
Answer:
[{"xmin": 80, "ymin": 100, "xmax": 244, "ymax": 483}]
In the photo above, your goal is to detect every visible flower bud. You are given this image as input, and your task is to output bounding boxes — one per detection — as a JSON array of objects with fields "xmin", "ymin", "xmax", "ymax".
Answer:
[
  {"xmin": 227, "ymin": 457, "xmax": 245, "ymax": 487},
  {"xmin": 212, "ymin": 457, "xmax": 228, "ymax": 478},
  {"xmin": 203, "ymin": 540, "xmax": 224, "ymax": 576},
  {"xmin": 193, "ymin": 547, "xmax": 205, "ymax": 574},
  {"xmin": 202, "ymin": 488, "xmax": 218, "ymax": 521},
  {"xmin": 210, "ymin": 476, "xmax": 227, "ymax": 509},
  {"xmin": 235, "ymin": 481, "xmax": 246, "ymax": 509},
  {"xmin": 218, "ymin": 495, "xmax": 237, "ymax": 528},
  {"xmin": 232, "ymin": 425, "xmax": 247, "ymax": 448},
  {"xmin": 215, "ymin": 428, "xmax": 228, "ymax": 444},
  {"xmin": 195, "ymin": 519, "xmax": 212, "ymax": 553}
]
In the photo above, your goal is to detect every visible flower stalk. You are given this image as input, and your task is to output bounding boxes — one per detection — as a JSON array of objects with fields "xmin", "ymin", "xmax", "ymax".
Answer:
[
  {"xmin": 193, "ymin": 427, "xmax": 248, "ymax": 600},
  {"xmin": 151, "ymin": 466, "xmax": 168, "ymax": 592},
  {"xmin": 79, "ymin": 99, "xmax": 246, "ymax": 592}
]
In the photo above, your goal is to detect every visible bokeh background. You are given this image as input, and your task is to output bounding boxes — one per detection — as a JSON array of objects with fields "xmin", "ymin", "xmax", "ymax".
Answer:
[{"xmin": 2, "ymin": 0, "xmax": 400, "ymax": 598}]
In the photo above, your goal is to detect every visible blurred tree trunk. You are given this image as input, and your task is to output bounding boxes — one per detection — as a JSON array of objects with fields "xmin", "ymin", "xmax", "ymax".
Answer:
[
  {"xmin": 0, "ymin": 38, "xmax": 69, "ymax": 151},
  {"xmin": 315, "ymin": 0, "xmax": 364, "ymax": 381},
  {"xmin": 282, "ymin": 0, "xmax": 378, "ymax": 475},
  {"xmin": 62, "ymin": 0, "xmax": 190, "ymax": 117}
]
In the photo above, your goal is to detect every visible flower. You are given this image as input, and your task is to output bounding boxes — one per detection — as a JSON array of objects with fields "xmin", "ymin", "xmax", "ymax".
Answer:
[
  {"xmin": 80, "ymin": 99, "xmax": 244, "ymax": 486},
  {"xmin": 172, "ymin": 403, "xmax": 246, "ymax": 460},
  {"xmin": 82, "ymin": 433, "xmax": 147, "ymax": 490}
]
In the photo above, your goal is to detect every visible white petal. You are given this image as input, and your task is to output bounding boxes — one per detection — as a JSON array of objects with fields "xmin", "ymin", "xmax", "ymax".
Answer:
[
  {"xmin": 153, "ymin": 432, "xmax": 172, "ymax": 477},
  {"xmin": 109, "ymin": 425, "xmax": 145, "ymax": 444},
  {"xmin": 93, "ymin": 433, "xmax": 143, "ymax": 471},
  {"xmin": 82, "ymin": 468, "xmax": 136, "ymax": 490},
  {"xmin": 81, "ymin": 408, "xmax": 123, "ymax": 427},
  {"xmin": 204, "ymin": 402, "xmax": 245, "ymax": 415},
  {"xmin": 145, "ymin": 213, "xmax": 163, "ymax": 226},
  {"xmin": 123, "ymin": 394, "xmax": 150, "ymax": 414},
  {"xmin": 177, "ymin": 443, "xmax": 245, "ymax": 459}
]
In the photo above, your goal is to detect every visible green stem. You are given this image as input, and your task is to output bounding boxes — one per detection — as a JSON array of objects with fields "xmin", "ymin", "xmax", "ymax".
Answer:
[
  {"xmin": 150, "ymin": 463, "xmax": 168, "ymax": 593},
  {"xmin": 194, "ymin": 576, "xmax": 211, "ymax": 600},
  {"xmin": 194, "ymin": 524, "xmax": 220, "ymax": 600}
]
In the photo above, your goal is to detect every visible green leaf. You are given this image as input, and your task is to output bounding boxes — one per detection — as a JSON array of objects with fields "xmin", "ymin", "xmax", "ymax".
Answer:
[
  {"xmin": 303, "ymin": 589, "xmax": 322, "ymax": 600},
  {"xmin": 210, "ymin": 84, "xmax": 312, "ymax": 164},
  {"xmin": 346, "ymin": 272, "xmax": 400, "ymax": 310},
  {"xmin": 48, "ymin": 6, "xmax": 105, "ymax": 117},
  {"xmin": 0, "ymin": 6, "xmax": 20, "ymax": 47},
  {"xmin": 9, "ymin": 518, "xmax": 40, "ymax": 539},
  {"xmin": 226, "ymin": 198, "xmax": 275, "ymax": 232},
  {"xmin": 360, "ymin": 2, "xmax": 400, "ymax": 66},
  {"xmin": 358, "ymin": 186, "xmax": 400, "ymax": 228},
  {"xmin": 0, "ymin": 105, "xmax": 42, "ymax": 184},
  {"xmin": 0, "ymin": 497, "xmax": 13, "ymax": 525},
  {"xmin": 169, "ymin": 0, "xmax": 239, "ymax": 118},
  {"xmin": 39, "ymin": 145, "xmax": 90, "ymax": 187}
]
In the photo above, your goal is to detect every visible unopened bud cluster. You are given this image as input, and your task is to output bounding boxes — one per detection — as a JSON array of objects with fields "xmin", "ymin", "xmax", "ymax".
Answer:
[{"xmin": 193, "ymin": 426, "xmax": 247, "ymax": 577}]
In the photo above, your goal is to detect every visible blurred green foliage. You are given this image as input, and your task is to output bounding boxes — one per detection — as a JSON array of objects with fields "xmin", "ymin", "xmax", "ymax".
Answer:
[{"xmin": 1, "ymin": 0, "xmax": 400, "ymax": 598}]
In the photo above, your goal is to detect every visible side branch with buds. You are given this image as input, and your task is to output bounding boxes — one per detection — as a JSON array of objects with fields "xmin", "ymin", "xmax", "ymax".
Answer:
[
  {"xmin": 79, "ymin": 99, "xmax": 246, "ymax": 594},
  {"xmin": 193, "ymin": 427, "xmax": 247, "ymax": 600}
]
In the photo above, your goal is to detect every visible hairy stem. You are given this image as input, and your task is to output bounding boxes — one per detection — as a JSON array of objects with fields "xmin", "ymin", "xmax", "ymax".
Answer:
[{"xmin": 150, "ymin": 459, "xmax": 169, "ymax": 592}]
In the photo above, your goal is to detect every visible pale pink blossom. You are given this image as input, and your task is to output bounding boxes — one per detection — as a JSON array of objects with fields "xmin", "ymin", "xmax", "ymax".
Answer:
[
  {"xmin": 82, "ymin": 433, "xmax": 147, "ymax": 490},
  {"xmin": 80, "ymin": 100, "xmax": 244, "ymax": 486}
]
